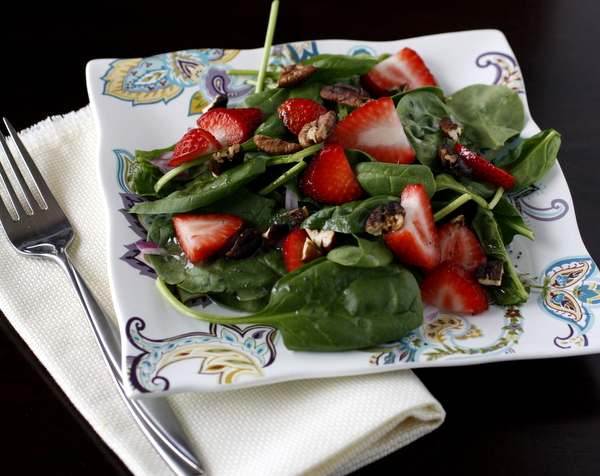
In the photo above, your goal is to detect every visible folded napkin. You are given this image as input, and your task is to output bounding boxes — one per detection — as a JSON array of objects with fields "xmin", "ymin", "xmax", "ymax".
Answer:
[{"xmin": 0, "ymin": 106, "xmax": 445, "ymax": 476}]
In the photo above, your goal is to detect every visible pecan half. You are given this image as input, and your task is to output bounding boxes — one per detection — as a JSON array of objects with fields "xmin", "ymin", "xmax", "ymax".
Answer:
[
  {"xmin": 223, "ymin": 228, "xmax": 264, "ymax": 259},
  {"xmin": 298, "ymin": 110, "xmax": 337, "ymax": 148},
  {"xmin": 439, "ymin": 117, "xmax": 462, "ymax": 141},
  {"xmin": 475, "ymin": 259, "xmax": 504, "ymax": 286},
  {"xmin": 254, "ymin": 134, "xmax": 303, "ymax": 155},
  {"xmin": 262, "ymin": 224, "xmax": 290, "ymax": 247},
  {"xmin": 365, "ymin": 201, "xmax": 405, "ymax": 236},
  {"xmin": 208, "ymin": 143, "xmax": 245, "ymax": 176},
  {"xmin": 320, "ymin": 83, "xmax": 372, "ymax": 108},
  {"xmin": 439, "ymin": 144, "xmax": 472, "ymax": 177},
  {"xmin": 286, "ymin": 206, "xmax": 309, "ymax": 228},
  {"xmin": 277, "ymin": 63, "xmax": 318, "ymax": 88}
]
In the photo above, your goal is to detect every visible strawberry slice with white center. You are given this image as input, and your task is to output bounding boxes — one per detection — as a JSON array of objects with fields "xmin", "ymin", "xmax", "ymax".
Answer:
[
  {"xmin": 172, "ymin": 213, "xmax": 244, "ymax": 262},
  {"xmin": 420, "ymin": 260, "xmax": 489, "ymax": 314},
  {"xmin": 326, "ymin": 97, "xmax": 415, "ymax": 164},
  {"xmin": 437, "ymin": 216, "xmax": 487, "ymax": 273},
  {"xmin": 196, "ymin": 107, "xmax": 263, "ymax": 148},
  {"xmin": 168, "ymin": 128, "xmax": 222, "ymax": 167},
  {"xmin": 452, "ymin": 143, "xmax": 517, "ymax": 189},
  {"xmin": 383, "ymin": 183, "xmax": 441, "ymax": 269},
  {"xmin": 360, "ymin": 47, "xmax": 437, "ymax": 98},
  {"xmin": 299, "ymin": 143, "xmax": 364, "ymax": 205}
]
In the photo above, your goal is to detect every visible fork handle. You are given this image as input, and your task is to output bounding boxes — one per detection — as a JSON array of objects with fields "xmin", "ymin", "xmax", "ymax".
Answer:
[{"xmin": 54, "ymin": 250, "xmax": 205, "ymax": 476}]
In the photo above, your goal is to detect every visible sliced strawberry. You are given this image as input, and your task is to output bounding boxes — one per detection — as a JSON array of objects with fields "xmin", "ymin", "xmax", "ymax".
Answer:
[
  {"xmin": 420, "ymin": 260, "xmax": 489, "ymax": 314},
  {"xmin": 168, "ymin": 128, "xmax": 222, "ymax": 167},
  {"xmin": 282, "ymin": 228, "xmax": 310, "ymax": 272},
  {"xmin": 172, "ymin": 213, "xmax": 244, "ymax": 262},
  {"xmin": 452, "ymin": 143, "xmax": 517, "ymax": 189},
  {"xmin": 326, "ymin": 97, "xmax": 415, "ymax": 164},
  {"xmin": 437, "ymin": 216, "xmax": 487, "ymax": 273},
  {"xmin": 277, "ymin": 97, "xmax": 328, "ymax": 136},
  {"xmin": 299, "ymin": 143, "xmax": 363, "ymax": 205},
  {"xmin": 196, "ymin": 107, "xmax": 263, "ymax": 148},
  {"xmin": 383, "ymin": 183, "xmax": 441, "ymax": 269},
  {"xmin": 360, "ymin": 47, "xmax": 437, "ymax": 98}
]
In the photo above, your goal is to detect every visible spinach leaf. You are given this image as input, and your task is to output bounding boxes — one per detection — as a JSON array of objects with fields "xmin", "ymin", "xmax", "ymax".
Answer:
[
  {"xmin": 193, "ymin": 187, "xmax": 279, "ymax": 232},
  {"xmin": 327, "ymin": 235, "xmax": 394, "ymax": 268},
  {"xmin": 445, "ymin": 84, "xmax": 525, "ymax": 150},
  {"xmin": 396, "ymin": 90, "xmax": 456, "ymax": 167},
  {"xmin": 471, "ymin": 206, "xmax": 530, "ymax": 306},
  {"xmin": 241, "ymin": 81, "xmax": 325, "ymax": 119},
  {"xmin": 301, "ymin": 195, "xmax": 398, "ymax": 234},
  {"xmin": 150, "ymin": 242, "xmax": 286, "ymax": 302},
  {"xmin": 129, "ymin": 157, "xmax": 269, "ymax": 215},
  {"xmin": 355, "ymin": 162, "xmax": 436, "ymax": 197},
  {"xmin": 303, "ymin": 54, "xmax": 379, "ymax": 83},
  {"xmin": 490, "ymin": 197, "xmax": 534, "ymax": 244},
  {"xmin": 434, "ymin": 174, "xmax": 491, "ymax": 209},
  {"xmin": 495, "ymin": 129, "xmax": 561, "ymax": 190}
]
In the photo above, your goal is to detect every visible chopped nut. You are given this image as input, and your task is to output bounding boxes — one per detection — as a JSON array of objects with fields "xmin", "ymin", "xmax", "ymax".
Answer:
[
  {"xmin": 224, "ymin": 228, "xmax": 264, "ymax": 259},
  {"xmin": 285, "ymin": 206, "xmax": 309, "ymax": 228},
  {"xmin": 439, "ymin": 117, "xmax": 462, "ymax": 141},
  {"xmin": 475, "ymin": 259, "xmax": 504, "ymax": 286},
  {"xmin": 301, "ymin": 237, "xmax": 324, "ymax": 262},
  {"xmin": 298, "ymin": 110, "xmax": 337, "ymax": 148},
  {"xmin": 208, "ymin": 143, "xmax": 245, "ymax": 176},
  {"xmin": 254, "ymin": 134, "xmax": 303, "ymax": 155},
  {"xmin": 320, "ymin": 83, "xmax": 372, "ymax": 107},
  {"xmin": 365, "ymin": 201, "xmax": 405, "ymax": 236},
  {"xmin": 439, "ymin": 144, "xmax": 472, "ymax": 177},
  {"xmin": 277, "ymin": 63, "xmax": 318, "ymax": 88},
  {"xmin": 202, "ymin": 94, "xmax": 228, "ymax": 113},
  {"xmin": 305, "ymin": 229, "xmax": 336, "ymax": 252},
  {"xmin": 262, "ymin": 223, "xmax": 290, "ymax": 246}
]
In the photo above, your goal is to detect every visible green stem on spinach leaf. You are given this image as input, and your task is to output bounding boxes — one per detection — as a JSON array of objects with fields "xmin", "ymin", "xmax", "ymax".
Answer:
[
  {"xmin": 487, "ymin": 186, "xmax": 505, "ymax": 209},
  {"xmin": 265, "ymin": 142, "xmax": 324, "ymax": 166},
  {"xmin": 228, "ymin": 69, "xmax": 280, "ymax": 78},
  {"xmin": 156, "ymin": 278, "xmax": 256, "ymax": 325},
  {"xmin": 258, "ymin": 160, "xmax": 307, "ymax": 196},
  {"xmin": 255, "ymin": 0, "xmax": 280, "ymax": 93},
  {"xmin": 433, "ymin": 193, "xmax": 472, "ymax": 222}
]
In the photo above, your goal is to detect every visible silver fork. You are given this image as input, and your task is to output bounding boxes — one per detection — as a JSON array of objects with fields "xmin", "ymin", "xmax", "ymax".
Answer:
[{"xmin": 0, "ymin": 118, "xmax": 205, "ymax": 476}]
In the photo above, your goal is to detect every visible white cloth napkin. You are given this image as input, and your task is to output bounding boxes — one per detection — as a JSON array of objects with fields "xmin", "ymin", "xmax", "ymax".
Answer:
[{"xmin": 0, "ymin": 106, "xmax": 445, "ymax": 476}]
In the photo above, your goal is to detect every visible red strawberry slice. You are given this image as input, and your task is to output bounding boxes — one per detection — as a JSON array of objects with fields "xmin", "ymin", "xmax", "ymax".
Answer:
[
  {"xmin": 172, "ymin": 213, "xmax": 244, "ymax": 262},
  {"xmin": 326, "ymin": 97, "xmax": 415, "ymax": 164},
  {"xmin": 437, "ymin": 216, "xmax": 488, "ymax": 273},
  {"xmin": 299, "ymin": 143, "xmax": 364, "ymax": 205},
  {"xmin": 196, "ymin": 107, "xmax": 263, "ymax": 148},
  {"xmin": 360, "ymin": 47, "xmax": 437, "ymax": 98},
  {"xmin": 168, "ymin": 128, "xmax": 222, "ymax": 167},
  {"xmin": 420, "ymin": 260, "xmax": 489, "ymax": 314},
  {"xmin": 452, "ymin": 143, "xmax": 517, "ymax": 189},
  {"xmin": 383, "ymin": 183, "xmax": 441, "ymax": 269},
  {"xmin": 277, "ymin": 98, "xmax": 328, "ymax": 136},
  {"xmin": 282, "ymin": 228, "xmax": 310, "ymax": 272}
]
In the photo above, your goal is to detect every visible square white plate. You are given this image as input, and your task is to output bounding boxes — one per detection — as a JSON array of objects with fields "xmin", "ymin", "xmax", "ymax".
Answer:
[{"xmin": 86, "ymin": 29, "xmax": 600, "ymax": 398}]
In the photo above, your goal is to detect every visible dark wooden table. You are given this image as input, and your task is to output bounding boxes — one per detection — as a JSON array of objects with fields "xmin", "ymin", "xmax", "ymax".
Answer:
[{"xmin": 2, "ymin": 1, "xmax": 599, "ymax": 474}]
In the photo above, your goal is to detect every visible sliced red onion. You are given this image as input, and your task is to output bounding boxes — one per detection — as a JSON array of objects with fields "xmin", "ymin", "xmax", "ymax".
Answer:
[
  {"xmin": 284, "ymin": 187, "xmax": 299, "ymax": 210},
  {"xmin": 148, "ymin": 151, "xmax": 193, "ymax": 180},
  {"xmin": 136, "ymin": 241, "xmax": 167, "ymax": 255}
]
